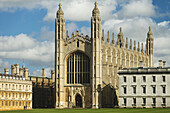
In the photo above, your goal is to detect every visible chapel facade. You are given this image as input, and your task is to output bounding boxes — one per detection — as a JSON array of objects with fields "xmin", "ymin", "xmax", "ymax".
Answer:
[{"xmin": 55, "ymin": 2, "xmax": 154, "ymax": 108}]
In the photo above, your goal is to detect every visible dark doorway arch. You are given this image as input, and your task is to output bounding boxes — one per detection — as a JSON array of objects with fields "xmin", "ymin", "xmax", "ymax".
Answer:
[{"xmin": 75, "ymin": 94, "xmax": 82, "ymax": 107}]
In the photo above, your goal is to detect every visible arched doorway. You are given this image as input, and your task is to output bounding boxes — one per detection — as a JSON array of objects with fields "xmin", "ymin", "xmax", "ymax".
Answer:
[{"xmin": 75, "ymin": 94, "xmax": 82, "ymax": 107}]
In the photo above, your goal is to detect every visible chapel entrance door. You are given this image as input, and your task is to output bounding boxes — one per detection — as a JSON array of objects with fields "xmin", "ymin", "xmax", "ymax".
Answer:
[{"xmin": 75, "ymin": 94, "xmax": 82, "ymax": 108}]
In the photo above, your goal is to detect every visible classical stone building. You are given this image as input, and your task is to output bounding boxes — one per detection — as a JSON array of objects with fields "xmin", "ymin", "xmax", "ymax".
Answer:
[
  {"xmin": 0, "ymin": 64, "xmax": 55, "ymax": 110},
  {"xmin": 119, "ymin": 60, "xmax": 170, "ymax": 108},
  {"xmin": 55, "ymin": 2, "xmax": 154, "ymax": 108},
  {"xmin": 0, "ymin": 71, "xmax": 32, "ymax": 110}
]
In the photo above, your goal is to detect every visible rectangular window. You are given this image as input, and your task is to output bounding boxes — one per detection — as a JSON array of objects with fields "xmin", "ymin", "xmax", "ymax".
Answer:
[
  {"xmin": 123, "ymin": 76, "xmax": 126, "ymax": 82},
  {"xmin": 124, "ymin": 87, "xmax": 127, "ymax": 94},
  {"xmin": 163, "ymin": 86, "xmax": 166, "ymax": 93},
  {"xmin": 153, "ymin": 76, "xmax": 156, "ymax": 82},
  {"xmin": 143, "ymin": 87, "xmax": 146, "ymax": 94},
  {"xmin": 143, "ymin": 98, "xmax": 146, "ymax": 104},
  {"xmin": 133, "ymin": 87, "xmax": 136, "ymax": 94},
  {"xmin": 163, "ymin": 98, "xmax": 166, "ymax": 104},
  {"xmin": 133, "ymin": 98, "xmax": 136, "ymax": 104},
  {"xmin": 162, "ymin": 76, "xmax": 166, "ymax": 82},
  {"xmin": 153, "ymin": 87, "xmax": 156, "ymax": 94},
  {"xmin": 124, "ymin": 98, "xmax": 126, "ymax": 105},
  {"xmin": 153, "ymin": 98, "xmax": 156, "ymax": 104},
  {"xmin": 133, "ymin": 76, "xmax": 136, "ymax": 82},
  {"xmin": 143, "ymin": 76, "xmax": 146, "ymax": 82}
]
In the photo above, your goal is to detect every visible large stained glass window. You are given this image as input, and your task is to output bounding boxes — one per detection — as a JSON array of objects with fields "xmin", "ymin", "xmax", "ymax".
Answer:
[{"xmin": 67, "ymin": 52, "xmax": 90, "ymax": 84}]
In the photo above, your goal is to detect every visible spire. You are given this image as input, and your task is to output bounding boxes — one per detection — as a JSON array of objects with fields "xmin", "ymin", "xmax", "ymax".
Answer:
[
  {"xmin": 117, "ymin": 27, "xmax": 124, "ymax": 48},
  {"xmin": 59, "ymin": 3, "xmax": 61, "ymax": 10},
  {"xmin": 126, "ymin": 37, "xmax": 128, "ymax": 49},
  {"xmin": 137, "ymin": 42, "xmax": 140, "ymax": 52},
  {"xmin": 147, "ymin": 26, "xmax": 153, "ymax": 38},
  {"xmin": 118, "ymin": 27, "xmax": 123, "ymax": 36},
  {"xmin": 76, "ymin": 28, "xmax": 79, "ymax": 35},
  {"xmin": 92, "ymin": 1, "xmax": 100, "ymax": 16},
  {"xmin": 112, "ymin": 32, "xmax": 115, "ymax": 45},
  {"xmin": 102, "ymin": 29, "xmax": 105, "ymax": 41},
  {"xmin": 57, "ymin": 3, "xmax": 64, "ymax": 18},
  {"xmin": 95, "ymin": 1, "xmax": 97, "ymax": 8},
  {"xmin": 22, "ymin": 63, "xmax": 25, "ymax": 68},
  {"xmin": 145, "ymin": 44, "xmax": 147, "ymax": 54},
  {"xmin": 134, "ymin": 40, "xmax": 136, "ymax": 51},
  {"xmin": 130, "ymin": 39, "xmax": 132, "ymax": 50},
  {"xmin": 107, "ymin": 31, "xmax": 110, "ymax": 43},
  {"xmin": 66, "ymin": 30, "xmax": 69, "ymax": 40},
  {"xmin": 141, "ymin": 43, "xmax": 144, "ymax": 53}
]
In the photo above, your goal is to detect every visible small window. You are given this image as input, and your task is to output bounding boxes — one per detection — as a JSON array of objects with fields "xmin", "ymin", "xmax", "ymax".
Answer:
[
  {"xmin": 163, "ymin": 86, "xmax": 166, "ymax": 93},
  {"xmin": 162, "ymin": 76, "xmax": 166, "ymax": 82},
  {"xmin": 133, "ymin": 98, "xmax": 136, "ymax": 104},
  {"xmin": 124, "ymin": 87, "xmax": 127, "ymax": 94},
  {"xmin": 2, "ymin": 101, "xmax": 3, "ymax": 106},
  {"xmin": 153, "ymin": 98, "xmax": 156, "ymax": 104},
  {"xmin": 143, "ymin": 86, "xmax": 146, "ymax": 94},
  {"xmin": 133, "ymin": 76, "xmax": 136, "ymax": 82},
  {"xmin": 143, "ymin": 98, "xmax": 146, "ymax": 104},
  {"xmin": 143, "ymin": 76, "xmax": 146, "ymax": 82},
  {"xmin": 77, "ymin": 41, "xmax": 79, "ymax": 47},
  {"xmin": 124, "ymin": 98, "xmax": 126, "ymax": 105},
  {"xmin": 123, "ymin": 76, "xmax": 126, "ymax": 82},
  {"xmin": 133, "ymin": 87, "xmax": 136, "ymax": 94},
  {"xmin": 153, "ymin": 76, "xmax": 156, "ymax": 82},
  {"xmin": 163, "ymin": 98, "xmax": 166, "ymax": 104},
  {"xmin": 153, "ymin": 87, "xmax": 156, "ymax": 94}
]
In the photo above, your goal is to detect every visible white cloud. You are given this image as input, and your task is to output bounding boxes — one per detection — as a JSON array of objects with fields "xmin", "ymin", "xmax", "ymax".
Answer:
[
  {"xmin": 158, "ymin": 21, "xmax": 170, "ymax": 27},
  {"xmin": 117, "ymin": 0, "xmax": 156, "ymax": 19},
  {"xmin": 102, "ymin": 17, "xmax": 155, "ymax": 42},
  {"xmin": 0, "ymin": 33, "xmax": 55, "ymax": 66},
  {"xmin": 40, "ymin": 26, "xmax": 54, "ymax": 41},
  {"xmin": 0, "ymin": 0, "xmax": 117, "ymax": 21}
]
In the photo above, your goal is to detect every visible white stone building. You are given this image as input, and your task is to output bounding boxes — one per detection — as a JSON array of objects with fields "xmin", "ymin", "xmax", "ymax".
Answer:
[{"xmin": 119, "ymin": 61, "xmax": 170, "ymax": 108}]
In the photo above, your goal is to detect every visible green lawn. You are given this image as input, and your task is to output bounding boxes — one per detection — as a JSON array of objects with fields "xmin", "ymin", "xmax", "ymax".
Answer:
[{"xmin": 1, "ymin": 108, "xmax": 170, "ymax": 113}]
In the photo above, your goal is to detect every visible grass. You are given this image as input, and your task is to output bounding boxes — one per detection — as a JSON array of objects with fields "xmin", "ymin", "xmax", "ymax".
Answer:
[{"xmin": 1, "ymin": 108, "xmax": 170, "ymax": 113}]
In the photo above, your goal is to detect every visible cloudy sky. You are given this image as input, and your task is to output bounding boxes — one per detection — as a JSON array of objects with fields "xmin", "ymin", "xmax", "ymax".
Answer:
[{"xmin": 0, "ymin": 0, "xmax": 170, "ymax": 77}]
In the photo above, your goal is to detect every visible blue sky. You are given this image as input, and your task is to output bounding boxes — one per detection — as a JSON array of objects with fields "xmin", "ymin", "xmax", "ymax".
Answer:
[{"xmin": 0, "ymin": 0, "xmax": 170, "ymax": 77}]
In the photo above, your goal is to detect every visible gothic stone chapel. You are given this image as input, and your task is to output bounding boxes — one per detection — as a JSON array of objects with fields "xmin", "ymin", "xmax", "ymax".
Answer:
[{"xmin": 55, "ymin": 2, "xmax": 154, "ymax": 108}]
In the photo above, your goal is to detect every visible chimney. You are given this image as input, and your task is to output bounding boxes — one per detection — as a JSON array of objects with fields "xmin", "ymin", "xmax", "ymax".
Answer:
[
  {"xmin": 163, "ymin": 61, "xmax": 166, "ymax": 67},
  {"xmin": 19, "ymin": 68, "xmax": 24, "ymax": 75},
  {"xmin": 14, "ymin": 64, "xmax": 19, "ymax": 75},
  {"xmin": 42, "ymin": 68, "xmax": 45, "ymax": 77},
  {"xmin": 158, "ymin": 60, "xmax": 163, "ymax": 67},
  {"xmin": 51, "ymin": 70, "xmax": 55, "ymax": 82},
  {"xmin": 11, "ymin": 65, "xmax": 15, "ymax": 75},
  {"xmin": 4, "ymin": 68, "xmax": 9, "ymax": 74},
  {"xmin": 24, "ymin": 68, "xmax": 29, "ymax": 79}
]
